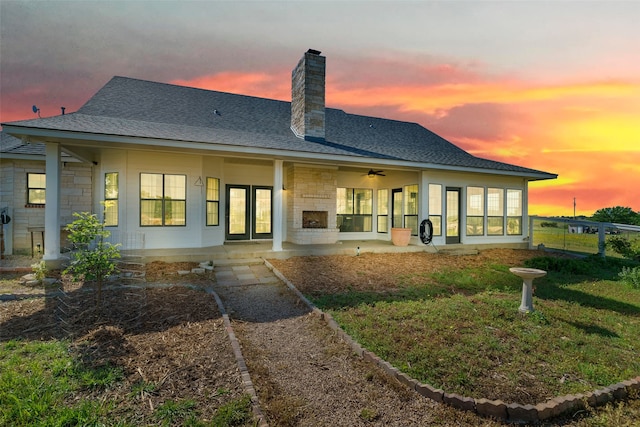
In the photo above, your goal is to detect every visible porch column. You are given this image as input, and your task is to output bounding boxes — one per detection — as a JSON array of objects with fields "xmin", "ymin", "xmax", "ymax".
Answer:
[
  {"xmin": 43, "ymin": 142, "xmax": 61, "ymax": 263},
  {"xmin": 420, "ymin": 171, "xmax": 429, "ymax": 222},
  {"xmin": 272, "ymin": 159, "xmax": 284, "ymax": 251}
]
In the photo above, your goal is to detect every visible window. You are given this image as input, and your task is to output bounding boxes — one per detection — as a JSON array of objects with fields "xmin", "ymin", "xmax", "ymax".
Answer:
[
  {"xmin": 487, "ymin": 188, "xmax": 504, "ymax": 235},
  {"xmin": 27, "ymin": 173, "xmax": 46, "ymax": 205},
  {"xmin": 140, "ymin": 173, "xmax": 186, "ymax": 226},
  {"xmin": 404, "ymin": 184, "xmax": 419, "ymax": 235},
  {"xmin": 337, "ymin": 188, "xmax": 372, "ymax": 232},
  {"xmin": 466, "ymin": 186, "xmax": 484, "ymax": 236},
  {"xmin": 377, "ymin": 189, "xmax": 388, "ymax": 233},
  {"xmin": 104, "ymin": 172, "xmax": 119, "ymax": 226},
  {"xmin": 428, "ymin": 184, "xmax": 442, "ymax": 236},
  {"xmin": 206, "ymin": 177, "xmax": 220, "ymax": 226},
  {"xmin": 507, "ymin": 189, "xmax": 523, "ymax": 235}
]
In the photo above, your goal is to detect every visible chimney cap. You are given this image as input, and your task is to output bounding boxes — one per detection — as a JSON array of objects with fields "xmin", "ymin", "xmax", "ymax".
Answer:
[{"xmin": 307, "ymin": 49, "xmax": 321, "ymax": 55}]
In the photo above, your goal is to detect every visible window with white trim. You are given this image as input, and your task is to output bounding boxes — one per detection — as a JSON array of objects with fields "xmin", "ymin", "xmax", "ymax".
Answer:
[
  {"xmin": 487, "ymin": 187, "xmax": 504, "ymax": 235},
  {"xmin": 377, "ymin": 188, "xmax": 389, "ymax": 233},
  {"xmin": 27, "ymin": 173, "xmax": 46, "ymax": 205},
  {"xmin": 428, "ymin": 184, "xmax": 442, "ymax": 236},
  {"xmin": 466, "ymin": 186, "xmax": 484, "ymax": 236},
  {"xmin": 206, "ymin": 177, "xmax": 220, "ymax": 226},
  {"xmin": 337, "ymin": 188, "xmax": 372, "ymax": 232},
  {"xmin": 404, "ymin": 184, "xmax": 419, "ymax": 235},
  {"xmin": 507, "ymin": 189, "xmax": 523, "ymax": 235},
  {"xmin": 140, "ymin": 173, "xmax": 186, "ymax": 226},
  {"xmin": 104, "ymin": 172, "xmax": 119, "ymax": 226}
]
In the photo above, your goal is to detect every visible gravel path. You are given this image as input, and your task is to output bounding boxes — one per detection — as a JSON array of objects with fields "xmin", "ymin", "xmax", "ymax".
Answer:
[{"xmin": 214, "ymin": 273, "xmax": 449, "ymax": 426}]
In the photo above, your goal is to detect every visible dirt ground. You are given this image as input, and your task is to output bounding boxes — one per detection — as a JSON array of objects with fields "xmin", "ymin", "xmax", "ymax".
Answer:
[
  {"xmin": 2, "ymin": 250, "xmax": 638, "ymax": 426},
  {"xmin": 267, "ymin": 248, "xmax": 547, "ymax": 295},
  {"xmin": 0, "ymin": 262, "xmax": 247, "ymax": 425}
]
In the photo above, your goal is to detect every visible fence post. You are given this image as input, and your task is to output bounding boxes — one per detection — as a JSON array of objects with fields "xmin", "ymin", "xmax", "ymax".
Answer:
[
  {"xmin": 598, "ymin": 223, "xmax": 606, "ymax": 258},
  {"xmin": 528, "ymin": 216, "xmax": 535, "ymax": 250}
]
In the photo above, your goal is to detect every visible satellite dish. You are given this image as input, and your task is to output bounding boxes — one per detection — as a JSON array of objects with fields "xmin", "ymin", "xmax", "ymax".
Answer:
[{"xmin": 32, "ymin": 105, "xmax": 39, "ymax": 113}]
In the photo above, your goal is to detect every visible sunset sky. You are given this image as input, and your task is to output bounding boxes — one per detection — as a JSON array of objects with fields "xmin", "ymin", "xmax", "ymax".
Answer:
[{"xmin": 1, "ymin": 1, "xmax": 638, "ymax": 217}]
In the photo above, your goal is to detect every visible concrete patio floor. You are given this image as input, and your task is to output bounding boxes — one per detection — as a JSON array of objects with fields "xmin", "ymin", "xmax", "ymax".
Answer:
[{"xmin": 121, "ymin": 239, "xmax": 438, "ymax": 264}]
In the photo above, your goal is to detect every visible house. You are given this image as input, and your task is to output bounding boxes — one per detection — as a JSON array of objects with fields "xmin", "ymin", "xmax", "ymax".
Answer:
[{"xmin": 1, "ymin": 49, "xmax": 556, "ymax": 263}]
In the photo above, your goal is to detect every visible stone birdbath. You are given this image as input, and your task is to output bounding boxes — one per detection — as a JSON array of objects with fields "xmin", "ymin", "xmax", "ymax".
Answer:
[{"xmin": 509, "ymin": 267, "xmax": 547, "ymax": 313}]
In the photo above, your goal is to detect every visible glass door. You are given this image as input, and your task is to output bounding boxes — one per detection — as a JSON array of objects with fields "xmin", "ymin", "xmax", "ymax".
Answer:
[
  {"xmin": 226, "ymin": 185, "xmax": 273, "ymax": 240},
  {"xmin": 252, "ymin": 186, "xmax": 272, "ymax": 239},
  {"xmin": 391, "ymin": 188, "xmax": 403, "ymax": 228},
  {"xmin": 226, "ymin": 185, "xmax": 250, "ymax": 240},
  {"xmin": 446, "ymin": 187, "xmax": 461, "ymax": 244}
]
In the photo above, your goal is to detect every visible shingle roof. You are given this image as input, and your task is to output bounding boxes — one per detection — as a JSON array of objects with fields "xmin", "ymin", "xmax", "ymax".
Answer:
[
  {"xmin": 0, "ymin": 130, "xmax": 72, "ymax": 158},
  {"xmin": 2, "ymin": 76, "xmax": 555, "ymax": 178}
]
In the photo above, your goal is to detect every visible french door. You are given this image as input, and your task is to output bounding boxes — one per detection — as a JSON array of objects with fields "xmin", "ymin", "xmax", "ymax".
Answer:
[
  {"xmin": 446, "ymin": 187, "xmax": 461, "ymax": 244},
  {"xmin": 225, "ymin": 185, "xmax": 273, "ymax": 240},
  {"xmin": 391, "ymin": 188, "xmax": 403, "ymax": 228}
]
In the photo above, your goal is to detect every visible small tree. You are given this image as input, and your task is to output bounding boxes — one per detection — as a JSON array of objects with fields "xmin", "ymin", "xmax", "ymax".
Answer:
[
  {"xmin": 64, "ymin": 211, "xmax": 120, "ymax": 305},
  {"xmin": 607, "ymin": 235, "xmax": 640, "ymax": 261}
]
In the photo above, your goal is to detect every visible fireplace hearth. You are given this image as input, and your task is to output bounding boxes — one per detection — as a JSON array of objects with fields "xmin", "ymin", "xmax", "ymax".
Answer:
[{"xmin": 302, "ymin": 211, "xmax": 328, "ymax": 229}]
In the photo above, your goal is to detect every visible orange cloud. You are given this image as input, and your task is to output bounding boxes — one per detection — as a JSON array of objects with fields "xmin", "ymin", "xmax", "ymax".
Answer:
[
  {"xmin": 328, "ymin": 79, "xmax": 638, "ymax": 115},
  {"xmin": 171, "ymin": 66, "xmax": 640, "ymax": 217}
]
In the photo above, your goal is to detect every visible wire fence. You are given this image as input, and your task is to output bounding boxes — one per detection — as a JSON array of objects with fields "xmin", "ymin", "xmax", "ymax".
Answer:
[{"xmin": 529, "ymin": 216, "xmax": 640, "ymax": 258}]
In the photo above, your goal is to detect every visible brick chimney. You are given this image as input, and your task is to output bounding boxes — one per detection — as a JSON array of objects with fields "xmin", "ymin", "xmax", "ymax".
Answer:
[{"xmin": 291, "ymin": 49, "xmax": 325, "ymax": 141}]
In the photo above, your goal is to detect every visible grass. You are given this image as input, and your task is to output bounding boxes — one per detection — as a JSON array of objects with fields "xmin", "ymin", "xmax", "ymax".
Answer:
[
  {"xmin": 311, "ymin": 255, "xmax": 640, "ymax": 404},
  {"xmin": 0, "ymin": 339, "xmax": 117, "ymax": 426},
  {"xmin": 0, "ymin": 339, "xmax": 254, "ymax": 426},
  {"xmin": 532, "ymin": 222, "xmax": 640, "ymax": 258}
]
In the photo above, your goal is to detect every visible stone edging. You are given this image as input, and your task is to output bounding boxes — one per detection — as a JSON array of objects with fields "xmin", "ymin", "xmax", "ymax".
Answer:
[
  {"xmin": 0, "ymin": 267, "xmax": 33, "ymax": 273},
  {"xmin": 264, "ymin": 259, "xmax": 640, "ymax": 423},
  {"xmin": 205, "ymin": 288, "xmax": 269, "ymax": 427}
]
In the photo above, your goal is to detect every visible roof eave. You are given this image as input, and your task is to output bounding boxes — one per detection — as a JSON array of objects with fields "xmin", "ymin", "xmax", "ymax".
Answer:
[{"xmin": 2, "ymin": 124, "xmax": 557, "ymax": 180}]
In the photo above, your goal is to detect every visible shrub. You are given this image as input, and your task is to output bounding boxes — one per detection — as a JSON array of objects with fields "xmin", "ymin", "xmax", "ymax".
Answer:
[
  {"xmin": 64, "ymin": 212, "xmax": 120, "ymax": 305},
  {"xmin": 525, "ymin": 256, "xmax": 589, "ymax": 274},
  {"xmin": 524, "ymin": 255, "xmax": 636, "ymax": 280},
  {"xmin": 619, "ymin": 266, "xmax": 640, "ymax": 289},
  {"xmin": 607, "ymin": 235, "xmax": 640, "ymax": 261},
  {"xmin": 540, "ymin": 221, "xmax": 558, "ymax": 228},
  {"xmin": 30, "ymin": 260, "xmax": 47, "ymax": 281}
]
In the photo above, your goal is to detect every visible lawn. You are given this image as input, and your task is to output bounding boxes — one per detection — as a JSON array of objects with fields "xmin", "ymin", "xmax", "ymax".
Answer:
[
  {"xmin": 271, "ymin": 249, "xmax": 640, "ymax": 412},
  {"xmin": 0, "ymin": 266, "xmax": 255, "ymax": 427}
]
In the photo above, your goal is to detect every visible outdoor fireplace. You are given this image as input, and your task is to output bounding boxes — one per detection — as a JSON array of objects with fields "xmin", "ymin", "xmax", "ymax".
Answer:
[{"xmin": 302, "ymin": 211, "xmax": 328, "ymax": 229}]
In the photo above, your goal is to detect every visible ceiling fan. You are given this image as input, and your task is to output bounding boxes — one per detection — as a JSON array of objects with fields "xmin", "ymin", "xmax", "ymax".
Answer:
[{"xmin": 366, "ymin": 169, "xmax": 385, "ymax": 177}]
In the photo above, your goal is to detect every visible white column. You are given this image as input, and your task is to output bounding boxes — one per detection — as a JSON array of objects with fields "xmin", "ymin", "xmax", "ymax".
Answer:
[
  {"xmin": 43, "ymin": 142, "xmax": 61, "ymax": 262},
  {"xmin": 420, "ymin": 171, "xmax": 429, "ymax": 222},
  {"xmin": 272, "ymin": 159, "xmax": 284, "ymax": 251}
]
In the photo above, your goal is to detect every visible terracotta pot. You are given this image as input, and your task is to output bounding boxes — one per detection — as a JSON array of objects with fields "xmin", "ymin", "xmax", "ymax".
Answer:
[{"xmin": 391, "ymin": 227, "xmax": 412, "ymax": 246}]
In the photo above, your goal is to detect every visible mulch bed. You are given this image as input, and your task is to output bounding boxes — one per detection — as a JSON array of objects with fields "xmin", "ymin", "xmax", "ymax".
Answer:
[
  {"xmin": 268, "ymin": 248, "xmax": 548, "ymax": 295},
  {"xmin": 0, "ymin": 266, "xmax": 245, "ymax": 424}
]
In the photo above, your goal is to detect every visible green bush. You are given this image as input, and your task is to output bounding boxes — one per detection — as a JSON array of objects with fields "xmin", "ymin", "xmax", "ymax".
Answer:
[
  {"xmin": 64, "ymin": 212, "xmax": 120, "ymax": 305},
  {"xmin": 525, "ymin": 255, "xmax": 637, "ymax": 280},
  {"xmin": 607, "ymin": 235, "xmax": 640, "ymax": 261},
  {"xmin": 524, "ymin": 256, "xmax": 590, "ymax": 274},
  {"xmin": 30, "ymin": 260, "xmax": 47, "ymax": 281},
  {"xmin": 619, "ymin": 266, "xmax": 640, "ymax": 289},
  {"xmin": 540, "ymin": 221, "xmax": 558, "ymax": 228}
]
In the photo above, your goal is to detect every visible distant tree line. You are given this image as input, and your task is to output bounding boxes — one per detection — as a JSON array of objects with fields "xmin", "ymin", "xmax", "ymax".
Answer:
[{"xmin": 590, "ymin": 206, "xmax": 640, "ymax": 226}]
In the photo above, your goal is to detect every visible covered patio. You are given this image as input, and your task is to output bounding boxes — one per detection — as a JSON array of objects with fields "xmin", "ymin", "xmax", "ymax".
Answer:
[{"xmin": 121, "ymin": 240, "xmax": 436, "ymax": 264}]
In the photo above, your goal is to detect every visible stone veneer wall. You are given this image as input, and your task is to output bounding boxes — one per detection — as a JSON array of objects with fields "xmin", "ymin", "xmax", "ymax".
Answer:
[
  {"xmin": 1, "ymin": 159, "xmax": 93, "ymax": 254},
  {"xmin": 286, "ymin": 164, "xmax": 339, "ymax": 245},
  {"xmin": 290, "ymin": 50, "xmax": 325, "ymax": 141}
]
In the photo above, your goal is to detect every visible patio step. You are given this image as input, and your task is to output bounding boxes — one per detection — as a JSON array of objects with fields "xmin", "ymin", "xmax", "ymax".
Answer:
[{"xmin": 209, "ymin": 258, "xmax": 264, "ymax": 267}]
